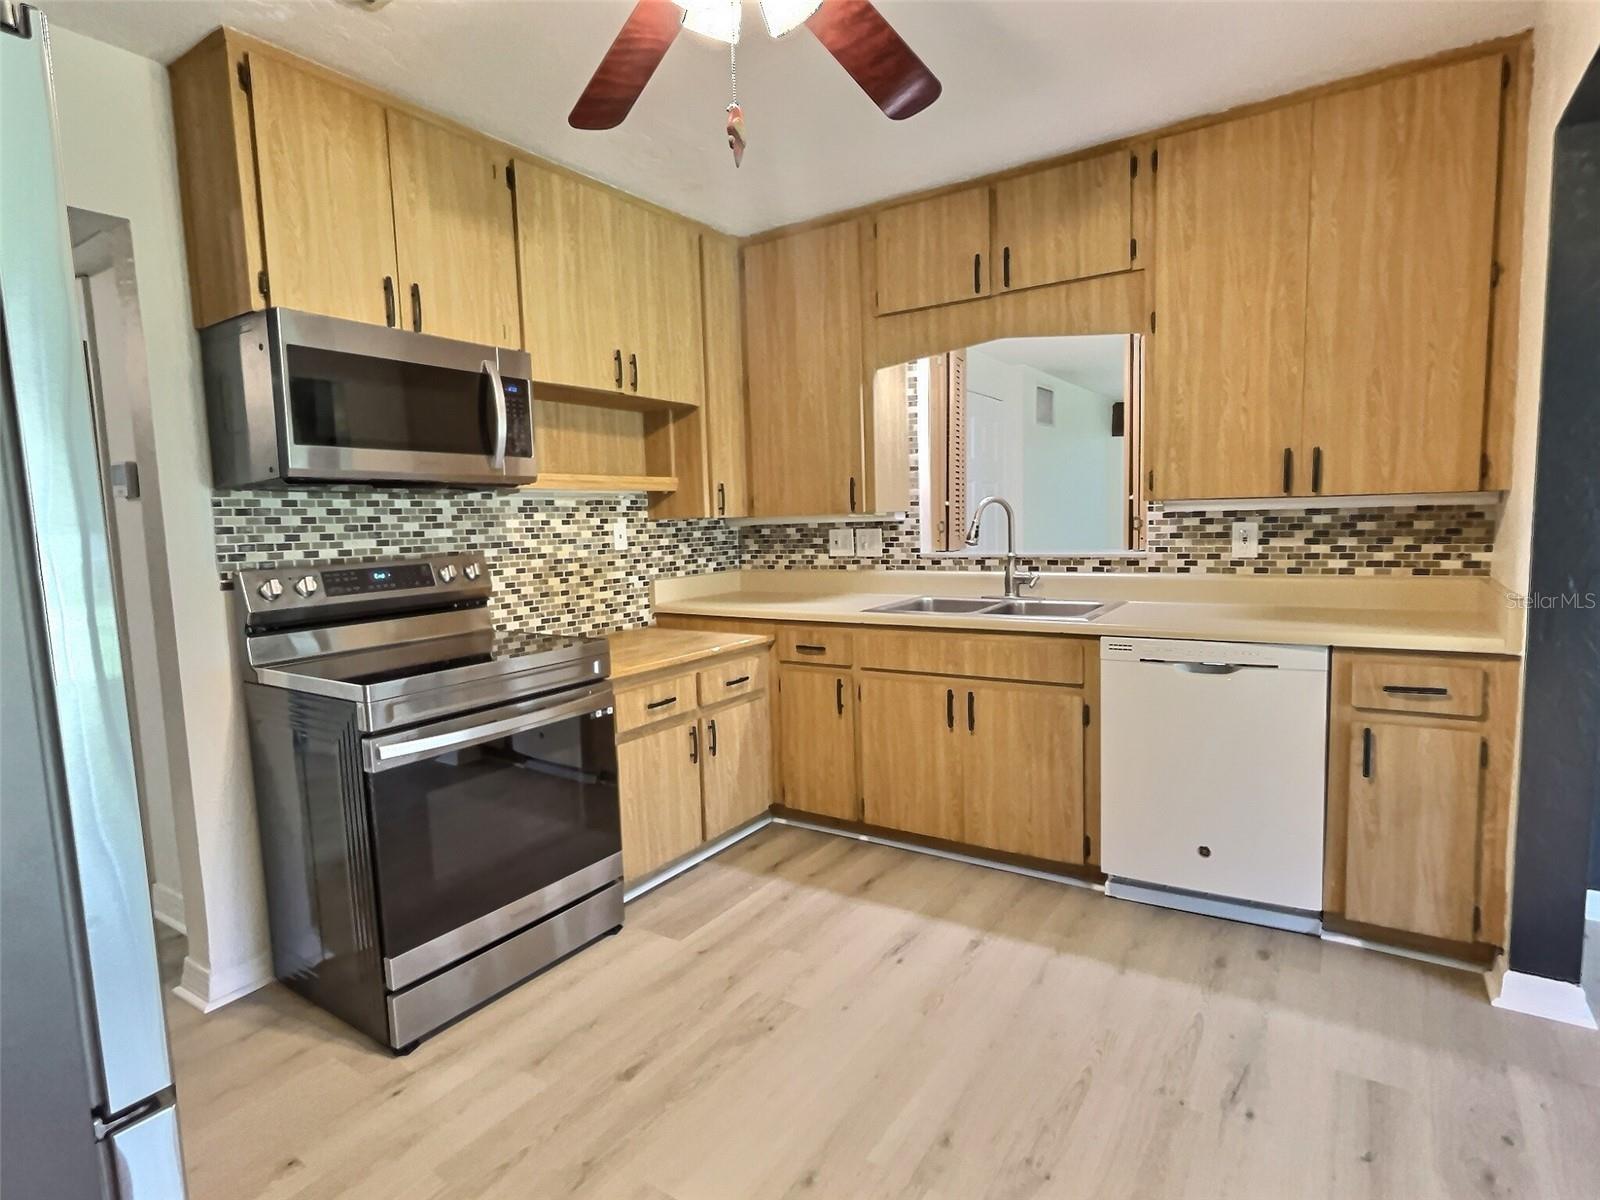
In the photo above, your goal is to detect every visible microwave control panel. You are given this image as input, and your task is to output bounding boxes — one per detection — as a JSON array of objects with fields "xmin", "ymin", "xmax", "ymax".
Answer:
[{"xmin": 503, "ymin": 379, "xmax": 533, "ymax": 459}]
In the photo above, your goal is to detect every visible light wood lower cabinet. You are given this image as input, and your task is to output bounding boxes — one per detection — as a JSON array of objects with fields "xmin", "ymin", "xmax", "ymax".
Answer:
[
  {"xmin": 701, "ymin": 698, "xmax": 774, "ymax": 839},
  {"xmin": 859, "ymin": 674, "xmax": 963, "ymax": 841},
  {"xmin": 776, "ymin": 664, "xmax": 858, "ymax": 821},
  {"xmin": 617, "ymin": 718, "xmax": 705, "ymax": 882}
]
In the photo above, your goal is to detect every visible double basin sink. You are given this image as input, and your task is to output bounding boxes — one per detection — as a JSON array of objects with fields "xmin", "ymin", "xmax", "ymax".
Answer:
[{"xmin": 867, "ymin": 595, "xmax": 1120, "ymax": 622}]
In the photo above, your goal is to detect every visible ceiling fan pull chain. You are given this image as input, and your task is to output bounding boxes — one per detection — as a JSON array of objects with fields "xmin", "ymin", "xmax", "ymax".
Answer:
[{"xmin": 725, "ymin": 41, "xmax": 747, "ymax": 168}]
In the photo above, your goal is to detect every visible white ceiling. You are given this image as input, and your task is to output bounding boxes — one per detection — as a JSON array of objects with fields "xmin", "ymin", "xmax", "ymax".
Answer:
[
  {"xmin": 42, "ymin": 0, "xmax": 1537, "ymax": 236},
  {"xmin": 976, "ymin": 334, "xmax": 1127, "ymax": 397}
]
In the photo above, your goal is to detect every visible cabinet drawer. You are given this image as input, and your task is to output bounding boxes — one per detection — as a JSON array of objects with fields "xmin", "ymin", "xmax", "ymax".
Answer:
[
  {"xmin": 615, "ymin": 671, "xmax": 697, "ymax": 734},
  {"xmin": 859, "ymin": 629, "xmax": 1085, "ymax": 686},
  {"xmin": 1349, "ymin": 658, "xmax": 1486, "ymax": 719},
  {"xmin": 777, "ymin": 627, "xmax": 854, "ymax": 667},
  {"xmin": 698, "ymin": 654, "xmax": 767, "ymax": 706}
]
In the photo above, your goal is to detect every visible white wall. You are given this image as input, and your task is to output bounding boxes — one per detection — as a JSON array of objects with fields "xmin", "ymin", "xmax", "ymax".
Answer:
[
  {"xmin": 1496, "ymin": 4, "xmax": 1600, "ymax": 596},
  {"xmin": 47, "ymin": 24, "xmax": 272, "ymax": 1008}
]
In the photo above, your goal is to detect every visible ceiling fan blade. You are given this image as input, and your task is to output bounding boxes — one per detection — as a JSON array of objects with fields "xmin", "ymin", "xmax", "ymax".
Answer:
[
  {"xmin": 569, "ymin": 0, "xmax": 684, "ymax": 130},
  {"xmin": 805, "ymin": 0, "xmax": 941, "ymax": 121}
]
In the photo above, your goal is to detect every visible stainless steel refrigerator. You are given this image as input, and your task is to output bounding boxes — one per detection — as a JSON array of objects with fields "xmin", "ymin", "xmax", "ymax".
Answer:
[{"xmin": 1, "ymin": 3, "xmax": 187, "ymax": 1195}]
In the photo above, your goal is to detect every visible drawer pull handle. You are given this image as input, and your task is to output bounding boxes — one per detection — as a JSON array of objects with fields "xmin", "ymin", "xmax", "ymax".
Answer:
[
  {"xmin": 646, "ymin": 696, "xmax": 678, "ymax": 710},
  {"xmin": 1381, "ymin": 685, "xmax": 1449, "ymax": 697},
  {"xmin": 794, "ymin": 644, "xmax": 828, "ymax": 655},
  {"xmin": 723, "ymin": 675, "xmax": 751, "ymax": 687}
]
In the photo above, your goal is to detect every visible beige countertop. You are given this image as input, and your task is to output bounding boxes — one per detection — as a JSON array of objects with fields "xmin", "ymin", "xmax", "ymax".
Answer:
[
  {"xmin": 652, "ymin": 570, "xmax": 1523, "ymax": 656},
  {"xmin": 606, "ymin": 627, "xmax": 773, "ymax": 682}
]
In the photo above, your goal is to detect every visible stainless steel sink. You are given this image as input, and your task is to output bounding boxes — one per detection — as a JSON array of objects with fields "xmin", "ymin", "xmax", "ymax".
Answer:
[
  {"xmin": 868, "ymin": 596, "xmax": 1004, "ymax": 615},
  {"xmin": 982, "ymin": 599, "xmax": 1119, "ymax": 621}
]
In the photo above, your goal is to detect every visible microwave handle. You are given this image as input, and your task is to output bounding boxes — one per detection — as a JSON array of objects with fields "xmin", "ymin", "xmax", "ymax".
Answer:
[
  {"xmin": 482, "ymin": 358, "xmax": 508, "ymax": 470},
  {"xmin": 365, "ymin": 685, "xmax": 611, "ymax": 772}
]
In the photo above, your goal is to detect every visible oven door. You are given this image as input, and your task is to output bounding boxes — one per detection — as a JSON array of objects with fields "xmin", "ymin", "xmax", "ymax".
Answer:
[
  {"xmin": 271, "ymin": 308, "xmax": 537, "ymax": 486},
  {"xmin": 362, "ymin": 683, "xmax": 619, "ymax": 990}
]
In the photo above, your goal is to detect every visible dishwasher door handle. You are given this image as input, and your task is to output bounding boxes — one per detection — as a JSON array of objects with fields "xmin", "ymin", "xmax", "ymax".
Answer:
[{"xmin": 1174, "ymin": 661, "xmax": 1247, "ymax": 675}]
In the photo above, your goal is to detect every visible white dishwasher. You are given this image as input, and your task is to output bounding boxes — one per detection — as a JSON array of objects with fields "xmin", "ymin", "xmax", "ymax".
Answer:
[{"xmin": 1100, "ymin": 638, "xmax": 1329, "ymax": 933}]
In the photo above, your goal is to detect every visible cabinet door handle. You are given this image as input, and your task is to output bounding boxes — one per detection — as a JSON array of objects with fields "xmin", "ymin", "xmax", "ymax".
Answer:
[
  {"xmin": 1382, "ymin": 684, "xmax": 1450, "ymax": 697},
  {"xmin": 836, "ymin": 677, "xmax": 845, "ymax": 715},
  {"xmin": 946, "ymin": 688, "xmax": 954, "ymax": 730},
  {"xmin": 1002, "ymin": 246, "xmax": 1011, "ymax": 289},
  {"xmin": 410, "ymin": 282, "xmax": 422, "ymax": 332},
  {"xmin": 1312, "ymin": 446, "xmax": 1324, "ymax": 494},
  {"xmin": 1361, "ymin": 727, "xmax": 1373, "ymax": 779},
  {"xmin": 689, "ymin": 724, "xmax": 699, "ymax": 765},
  {"xmin": 967, "ymin": 690, "xmax": 975, "ymax": 734},
  {"xmin": 849, "ymin": 476, "xmax": 858, "ymax": 513},
  {"xmin": 646, "ymin": 695, "xmax": 678, "ymax": 711},
  {"xmin": 708, "ymin": 718, "xmax": 718, "ymax": 758},
  {"xmin": 382, "ymin": 276, "xmax": 396, "ymax": 328},
  {"xmin": 1282, "ymin": 447, "xmax": 1294, "ymax": 495},
  {"xmin": 973, "ymin": 252, "xmax": 982, "ymax": 294},
  {"xmin": 717, "ymin": 481, "xmax": 726, "ymax": 516},
  {"xmin": 629, "ymin": 352, "xmax": 638, "ymax": 392},
  {"xmin": 613, "ymin": 348, "xmax": 623, "ymax": 388}
]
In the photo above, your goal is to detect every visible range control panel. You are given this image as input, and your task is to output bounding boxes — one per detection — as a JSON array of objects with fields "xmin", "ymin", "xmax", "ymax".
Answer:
[{"xmin": 237, "ymin": 553, "xmax": 489, "ymax": 616}]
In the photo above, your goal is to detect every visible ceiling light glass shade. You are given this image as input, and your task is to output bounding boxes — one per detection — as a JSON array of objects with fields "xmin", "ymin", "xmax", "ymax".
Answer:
[
  {"xmin": 678, "ymin": 0, "xmax": 742, "ymax": 44},
  {"xmin": 760, "ymin": 0, "xmax": 823, "ymax": 37}
]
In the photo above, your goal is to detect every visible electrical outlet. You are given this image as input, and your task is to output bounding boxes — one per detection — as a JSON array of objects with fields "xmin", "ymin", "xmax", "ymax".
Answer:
[
  {"xmin": 611, "ymin": 518, "xmax": 629, "ymax": 552},
  {"xmin": 1231, "ymin": 520, "xmax": 1260, "ymax": 559},
  {"xmin": 855, "ymin": 528, "xmax": 885, "ymax": 558},
  {"xmin": 827, "ymin": 528, "xmax": 855, "ymax": 558}
]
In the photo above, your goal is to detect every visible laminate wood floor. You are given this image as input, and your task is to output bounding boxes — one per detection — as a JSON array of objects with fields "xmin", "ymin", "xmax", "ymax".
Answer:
[{"xmin": 165, "ymin": 825, "xmax": 1600, "ymax": 1200}]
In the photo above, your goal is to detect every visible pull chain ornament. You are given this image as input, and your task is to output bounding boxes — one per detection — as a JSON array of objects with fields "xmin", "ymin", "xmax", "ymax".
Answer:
[{"xmin": 725, "ymin": 41, "xmax": 746, "ymax": 167}]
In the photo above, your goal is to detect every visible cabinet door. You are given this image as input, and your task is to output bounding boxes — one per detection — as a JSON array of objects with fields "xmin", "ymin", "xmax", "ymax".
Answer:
[
  {"xmin": 701, "ymin": 697, "xmax": 774, "ymax": 840},
  {"xmin": 702, "ymin": 234, "xmax": 748, "ymax": 517},
  {"xmin": 874, "ymin": 186, "xmax": 992, "ymax": 313},
  {"xmin": 962, "ymin": 682, "xmax": 1085, "ymax": 864},
  {"xmin": 246, "ymin": 53, "xmax": 399, "ymax": 325},
  {"xmin": 745, "ymin": 222, "xmax": 864, "ymax": 516},
  {"xmin": 515, "ymin": 159, "xmax": 628, "ymax": 393},
  {"xmin": 992, "ymin": 152, "xmax": 1132, "ymax": 291},
  {"xmin": 776, "ymin": 665, "xmax": 858, "ymax": 821},
  {"xmin": 387, "ymin": 111, "xmax": 519, "ymax": 345},
  {"xmin": 626, "ymin": 205, "xmax": 706, "ymax": 406},
  {"xmin": 859, "ymin": 674, "xmax": 963, "ymax": 842},
  {"xmin": 1300, "ymin": 56, "xmax": 1503, "ymax": 496},
  {"xmin": 1146, "ymin": 105, "xmax": 1313, "ymax": 500},
  {"xmin": 1344, "ymin": 722, "xmax": 1482, "ymax": 941},
  {"xmin": 617, "ymin": 720, "xmax": 705, "ymax": 881}
]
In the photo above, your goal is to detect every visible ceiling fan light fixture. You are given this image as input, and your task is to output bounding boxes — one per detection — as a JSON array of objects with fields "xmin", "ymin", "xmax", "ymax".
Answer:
[
  {"xmin": 678, "ymin": 0, "xmax": 742, "ymax": 44},
  {"xmin": 760, "ymin": 0, "xmax": 823, "ymax": 38}
]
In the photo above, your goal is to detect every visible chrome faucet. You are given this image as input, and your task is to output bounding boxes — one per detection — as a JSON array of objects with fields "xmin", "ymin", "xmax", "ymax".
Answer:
[{"xmin": 965, "ymin": 496, "xmax": 1040, "ymax": 599}]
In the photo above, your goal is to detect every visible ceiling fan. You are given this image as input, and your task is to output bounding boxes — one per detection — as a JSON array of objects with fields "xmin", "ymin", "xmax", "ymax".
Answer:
[{"xmin": 569, "ymin": 0, "xmax": 941, "ymax": 164}]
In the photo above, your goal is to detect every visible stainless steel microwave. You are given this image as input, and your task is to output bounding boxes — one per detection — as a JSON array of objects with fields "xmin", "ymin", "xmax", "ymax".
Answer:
[{"xmin": 200, "ymin": 308, "xmax": 537, "ymax": 488}]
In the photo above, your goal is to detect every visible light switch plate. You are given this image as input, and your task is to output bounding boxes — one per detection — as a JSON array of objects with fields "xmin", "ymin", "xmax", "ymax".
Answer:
[
  {"xmin": 855, "ymin": 528, "xmax": 885, "ymax": 558},
  {"xmin": 827, "ymin": 528, "xmax": 855, "ymax": 558},
  {"xmin": 1231, "ymin": 520, "xmax": 1260, "ymax": 558}
]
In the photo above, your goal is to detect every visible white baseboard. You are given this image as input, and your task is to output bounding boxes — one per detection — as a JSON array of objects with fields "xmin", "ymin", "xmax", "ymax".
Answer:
[
  {"xmin": 172, "ymin": 950, "xmax": 273, "ymax": 1014},
  {"xmin": 149, "ymin": 882, "xmax": 185, "ymax": 935},
  {"xmin": 1587, "ymin": 889, "xmax": 1600, "ymax": 923},
  {"xmin": 624, "ymin": 815, "xmax": 773, "ymax": 902},
  {"xmin": 1488, "ymin": 967, "xmax": 1597, "ymax": 1030}
]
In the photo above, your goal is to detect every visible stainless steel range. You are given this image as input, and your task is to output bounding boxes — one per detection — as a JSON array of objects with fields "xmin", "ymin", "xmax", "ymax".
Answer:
[{"xmin": 235, "ymin": 553, "xmax": 621, "ymax": 1052}]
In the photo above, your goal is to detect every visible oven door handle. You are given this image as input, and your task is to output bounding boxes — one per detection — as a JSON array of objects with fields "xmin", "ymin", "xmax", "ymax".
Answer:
[
  {"xmin": 365, "ymin": 684, "xmax": 612, "ymax": 772},
  {"xmin": 482, "ymin": 358, "xmax": 508, "ymax": 471}
]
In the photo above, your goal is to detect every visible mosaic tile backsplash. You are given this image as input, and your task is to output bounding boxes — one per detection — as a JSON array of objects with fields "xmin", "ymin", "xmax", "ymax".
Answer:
[{"xmin": 212, "ymin": 489, "xmax": 737, "ymax": 635}]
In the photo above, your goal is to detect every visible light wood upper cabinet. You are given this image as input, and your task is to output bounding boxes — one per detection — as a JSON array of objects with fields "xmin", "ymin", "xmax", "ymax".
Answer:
[
  {"xmin": 962, "ymin": 682, "xmax": 1084, "ymax": 863},
  {"xmin": 875, "ymin": 186, "xmax": 992, "ymax": 314},
  {"xmin": 1300, "ymin": 56, "xmax": 1504, "ymax": 496},
  {"xmin": 626, "ymin": 202, "xmax": 705, "ymax": 407},
  {"xmin": 1146, "ymin": 104, "xmax": 1314, "ymax": 501},
  {"xmin": 617, "ymin": 719, "xmax": 705, "ymax": 882},
  {"xmin": 246, "ymin": 52, "xmax": 399, "ymax": 326},
  {"xmin": 387, "ymin": 111, "xmax": 518, "ymax": 345},
  {"xmin": 700, "ymin": 235, "xmax": 748, "ymax": 517},
  {"xmin": 1342, "ymin": 722, "xmax": 1483, "ymax": 942},
  {"xmin": 776, "ymin": 664, "xmax": 858, "ymax": 820},
  {"xmin": 860, "ymin": 674, "xmax": 964, "ymax": 842},
  {"xmin": 992, "ymin": 151, "xmax": 1133, "ymax": 292},
  {"xmin": 745, "ymin": 221, "xmax": 866, "ymax": 516},
  {"xmin": 515, "ymin": 159, "xmax": 630, "ymax": 393},
  {"xmin": 701, "ymin": 697, "xmax": 773, "ymax": 840}
]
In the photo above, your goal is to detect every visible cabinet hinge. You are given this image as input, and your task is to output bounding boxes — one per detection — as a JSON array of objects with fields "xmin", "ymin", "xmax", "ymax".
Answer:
[
  {"xmin": 1151, "ymin": 148, "xmax": 1159, "ymax": 173},
  {"xmin": 1149, "ymin": 311, "xmax": 1156, "ymax": 333},
  {"xmin": 1082, "ymin": 703, "xmax": 1091, "ymax": 727},
  {"xmin": 505, "ymin": 161, "xmax": 516, "ymax": 192},
  {"xmin": 1480, "ymin": 738, "xmax": 1489, "ymax": 769},
  {"xmin": 1130, "ymin": 154, "xmax": 1138, "ymax": 179},
  {"xmin": 1083, "ymin": 834, "xmax": 1092, "ymax": 860},
  {"xmin": 236, "ymin": 58, "xmax": 251, "ymax": 93},
  {"xmin": 1130, "ymin": 237, "xmax": 1138, "ymax": 262},
  {"xmin": 1490, "ymin": 260, "xmax": 1503, "ymax": 287},
  {"xmin": 256, "ymin": 268, "xmax": 269, "ymax": 300},
  {"xmin": 1502, "ymin": 57, "xmax": 1511, "ymax": 88}
]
